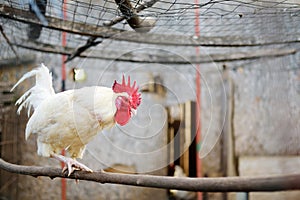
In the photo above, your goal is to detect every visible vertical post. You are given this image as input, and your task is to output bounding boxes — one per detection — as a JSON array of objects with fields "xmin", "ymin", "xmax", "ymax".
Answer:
[
  {"xmin": 61, "ymin": 1, "xmax": 67, "ymax": 200},
  {"xmin": 194, "ymin": 1, "xmax": 202, "ymax": 200},
  {"xmin": 222, "ymin": 66, "xmax": 237, "ymax": 200}
]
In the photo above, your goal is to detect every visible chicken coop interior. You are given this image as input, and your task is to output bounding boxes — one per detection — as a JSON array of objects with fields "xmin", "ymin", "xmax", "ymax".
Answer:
[{"xmin": 0, "ymin": 0, "xmax": 300, "ymax": 199}]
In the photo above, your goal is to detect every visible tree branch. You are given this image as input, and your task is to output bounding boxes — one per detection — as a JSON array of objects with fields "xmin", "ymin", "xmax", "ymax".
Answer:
[
  {"xmin": 64, "ymin": 36, "xmax": 103, "ymax": 63},
  {"xmin": 103, "ymin": 0, "xmax": 158, "ymax": 27},
  {"xmin": 114, "ymin": 0, "xmax": 155, "ymax": 33},
  {"xmin": 1, "ymin": 158, "xmax": 300, "ymax": 192}
]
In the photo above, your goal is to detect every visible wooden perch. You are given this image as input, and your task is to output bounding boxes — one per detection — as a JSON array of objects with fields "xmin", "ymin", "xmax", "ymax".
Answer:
[{"xmin": 1, "ymin": 158, "xmax": 300, "ymax": 192}]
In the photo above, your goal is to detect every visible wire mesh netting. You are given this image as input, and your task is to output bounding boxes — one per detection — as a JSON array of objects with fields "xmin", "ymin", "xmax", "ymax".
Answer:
[{"xmin": 0, "ymin": 0, "xmax": 299, "ymax": 63}]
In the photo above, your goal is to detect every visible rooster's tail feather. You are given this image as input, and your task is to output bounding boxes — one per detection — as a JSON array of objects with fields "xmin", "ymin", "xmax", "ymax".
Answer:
[{"xmin": 11, "ymin": 63, "xmax": 55, "ymax": 116}]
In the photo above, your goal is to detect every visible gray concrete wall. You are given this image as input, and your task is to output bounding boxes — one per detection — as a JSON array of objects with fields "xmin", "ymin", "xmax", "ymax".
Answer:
[{"xmin": 232, "ymin": 54, "xmax": 300, "ymax": 156}]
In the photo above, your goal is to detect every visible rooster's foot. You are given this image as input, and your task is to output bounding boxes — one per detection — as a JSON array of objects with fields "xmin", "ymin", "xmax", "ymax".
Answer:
[{"xmin": 51, "ymin": 153, "xmax": 93, "ymax": 176}]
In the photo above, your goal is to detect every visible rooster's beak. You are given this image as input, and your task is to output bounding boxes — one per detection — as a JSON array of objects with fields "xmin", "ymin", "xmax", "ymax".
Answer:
[{"xmin": 131, "ymin": 109, "xmax": 137, "ymax": 116}]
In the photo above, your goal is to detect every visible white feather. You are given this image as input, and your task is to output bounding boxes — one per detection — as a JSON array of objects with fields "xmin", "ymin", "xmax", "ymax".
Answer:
[{"xmin": 11, "ymin": 63, "xmax": 55, "ymax": 116}]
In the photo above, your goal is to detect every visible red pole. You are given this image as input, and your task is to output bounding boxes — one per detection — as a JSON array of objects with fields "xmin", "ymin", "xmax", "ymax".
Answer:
[
  {"xmin": 61, "ymin": 1, "xmax": 67, "ymax": 200},
  {"xmin": 194, "ymin": 1, "xmax": 202, "ymax": 200}
]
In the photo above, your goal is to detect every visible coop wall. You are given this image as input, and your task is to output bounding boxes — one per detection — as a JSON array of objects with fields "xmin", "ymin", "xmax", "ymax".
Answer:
[
  {"xmin": 231, "ymin": 54, "xmax": 300, "ymax": 199},
  {"xmin": 0, "ymin": 62, "xmax": 34, "ymax": 199},
  {"xmin": 0, "ymin": 107, "xmax": 27, "ymax": 199}
]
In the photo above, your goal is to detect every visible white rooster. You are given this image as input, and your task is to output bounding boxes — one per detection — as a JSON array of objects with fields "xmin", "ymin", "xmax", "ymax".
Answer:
[{"xmin": 11, "ymin": 64, "xmax": 141, "ymax": 175}]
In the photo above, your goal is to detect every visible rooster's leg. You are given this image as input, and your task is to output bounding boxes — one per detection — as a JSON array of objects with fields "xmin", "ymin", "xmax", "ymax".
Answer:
[{"xmin": 50, "ymin": 153, "xmax": 93, "ymax": 176}]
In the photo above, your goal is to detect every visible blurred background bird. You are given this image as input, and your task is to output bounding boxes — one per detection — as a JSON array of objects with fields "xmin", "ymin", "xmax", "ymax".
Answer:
[{"xmin": 11, "ymin": 64, "xmax": 141, "ymax": 175}]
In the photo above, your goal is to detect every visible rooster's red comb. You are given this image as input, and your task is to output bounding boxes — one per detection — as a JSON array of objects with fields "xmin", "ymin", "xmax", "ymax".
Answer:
[{"xmin": 112, "ymin": 75, "xmax": 141, "ymax": 109}]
